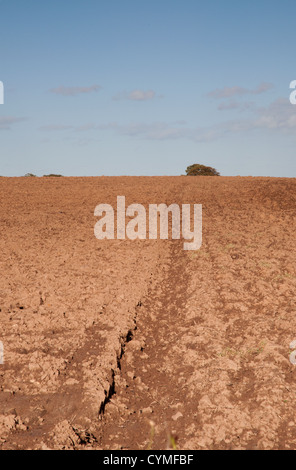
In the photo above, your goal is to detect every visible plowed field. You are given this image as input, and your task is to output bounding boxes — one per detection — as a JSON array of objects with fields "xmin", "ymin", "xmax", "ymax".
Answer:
[{"xmin": 0, "ymin": 176, "xmax": 296, "ymax": 450}]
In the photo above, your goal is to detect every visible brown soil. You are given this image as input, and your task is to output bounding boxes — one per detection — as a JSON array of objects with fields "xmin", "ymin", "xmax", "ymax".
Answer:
[{"xmin": 0, "ymin": 176, "xmax": 296, "ymax": 450}]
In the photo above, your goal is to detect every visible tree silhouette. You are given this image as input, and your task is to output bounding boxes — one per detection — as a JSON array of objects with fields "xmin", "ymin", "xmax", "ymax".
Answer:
[{"xmin": 185, "ymin": 164, "xmax": 220, "ymax": 176}]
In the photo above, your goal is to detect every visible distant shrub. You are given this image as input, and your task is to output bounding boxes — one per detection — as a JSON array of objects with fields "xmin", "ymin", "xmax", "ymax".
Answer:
[
  {"xmin": 185, "ymin": 164, "xmax": 220, "ymax": 176},
  {"xmin": 24, "ymin": 173, "xmax": 37, "ymax": 177},
  {"xmin": 43, "ymin": 174, "xmax": 63, "ymax": 177}
]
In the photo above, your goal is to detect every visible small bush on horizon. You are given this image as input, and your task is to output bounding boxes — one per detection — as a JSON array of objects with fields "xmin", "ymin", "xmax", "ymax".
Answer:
[
  {"xmin": 43, "ymin": 174, "xmax": 63, "ymax": 177},
  {"xmin": 185, "ymin": 164, "xmax": 220, "ymax": 176},
  {"xmin": 24, "ymin": 173, "xmax": 37, "ymax": 177}
]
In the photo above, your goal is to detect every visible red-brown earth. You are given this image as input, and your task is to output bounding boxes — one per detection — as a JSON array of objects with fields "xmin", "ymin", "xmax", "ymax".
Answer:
[{"xmin": 0, "ymin": 176, "xmax": 296, "ymax": 450}]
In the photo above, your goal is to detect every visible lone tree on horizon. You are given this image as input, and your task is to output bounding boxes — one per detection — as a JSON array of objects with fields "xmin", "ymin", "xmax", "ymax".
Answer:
[{"xmin": 185, "ymin": 164, "xmax": 220, "ymax": 176}]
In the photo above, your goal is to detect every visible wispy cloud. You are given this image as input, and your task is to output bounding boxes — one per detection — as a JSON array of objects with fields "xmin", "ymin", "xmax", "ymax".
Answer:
[
  {"xmin": 208, "ymin": 82, "xmax": 274, "ymax": 99},
  {"xmin": 39, "ymin": 123, "xmax": 97, "ymax": 132},
  {"xmin": 204, "ymin": 98, "xmax": 296, "ymax": 136},
  {"xmin": 0, "ymin": 116, "xmax": 26, "ymax": 130},
  {"xmin": 113, "ymin": 89, "xmax": 156, "ymax": 101},
  {"xmin": 97, "ymin": 121, "xmax": 190, "ymax": 140},
  {"xmin": 99, "ymin": 98, "xmax": 296, "ymax": 141},
  {"xmin": 128, "ymin": 89, "xmax": 156, "ymax": 101},
  {"xmin": 39, "ymin": 97, "xmax": 296, "ymax": 143},
  {"xmin": 218, "ymin": 100, "xmax": 255, "ymax": 111},
  {"xmin": 39, "ymin": 124, "xmax": 75, "ymax": 131},
  {"xmin": 254, "ymin": 98, "xmax": 296, "ymax": 130},
  {"xmin": 50, "ymin": 84, "xmax": 102, "ymax": 96}
]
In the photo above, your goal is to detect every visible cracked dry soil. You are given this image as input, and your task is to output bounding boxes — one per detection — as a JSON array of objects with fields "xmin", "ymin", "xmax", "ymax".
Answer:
[{"xmin": 1, "ymin": 176, "xmax": 296, "ymax": 450}]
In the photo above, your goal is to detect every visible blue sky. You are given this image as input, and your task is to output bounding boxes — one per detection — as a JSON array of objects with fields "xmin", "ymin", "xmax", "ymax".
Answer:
[{"xmin": 0, "ymin": 0, "xmax": 296, "ymax": 176}]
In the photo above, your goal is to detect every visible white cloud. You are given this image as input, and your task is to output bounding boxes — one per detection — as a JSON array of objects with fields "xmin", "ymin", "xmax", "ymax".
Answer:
[
  {"xmin": 97, "ymin": 121, "xmax": 190, "ymax": 140},
  {"xmin": 113, "ymin": 89, "xmax": 156, "ymax": 101},
  {"xmin": 218, "ymin": 100, "xmax": 255, "ymax": 111},
  {"xmin": 0, "ymin": 116, "xmax": 26, "ymax": 130},
  {"xmin": 128, "ymin": 90, "xmax": 155, "ymax": 101},
  {"xmin": 38, "ymin": 97, "xmax": 296, "ymax": 143},
  {"xmin": 208, "ymin": 98, "xmax": 296, "ymax": 136},
  {"xmin": 208, "ymin": 82, "xmax": 274, "ymax": 99},
  {"xmin": 254, "ymin": 98, "xmax": 296, "ymax": 130},
  {"xmin": 50, "ymin": 85, "xmax": 102, "ymax": 96},
  {"xmin": 39, "ymin": 124, "xmax": 75, "ymax": 131}
]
